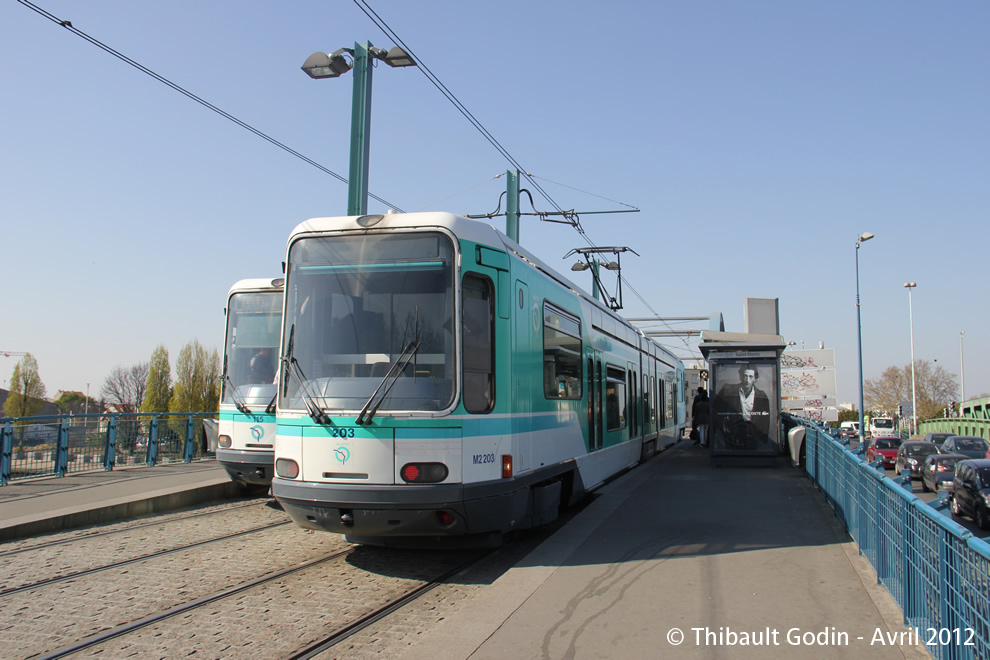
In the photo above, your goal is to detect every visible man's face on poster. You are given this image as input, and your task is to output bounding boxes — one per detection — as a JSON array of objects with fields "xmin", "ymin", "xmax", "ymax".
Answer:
[{"xmin": 740, "ymin": 368, "xmax": 757, "ymax": 394}]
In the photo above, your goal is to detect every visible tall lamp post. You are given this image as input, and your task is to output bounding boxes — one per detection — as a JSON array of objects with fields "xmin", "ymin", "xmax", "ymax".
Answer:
[
  {"xmin": 302, "ymin": 43, "xmax": 416, "ymax": 215},
  {"xmin": 904, "ymin": 282, "xmax": 917, "ymax": 435},
  {"xmin": 960, "ymin": 331, "xmax": 966, "ymax": 403},
  {"xmin": 855, "ymin": 232, "xmax": 875, "ymax": 440}
]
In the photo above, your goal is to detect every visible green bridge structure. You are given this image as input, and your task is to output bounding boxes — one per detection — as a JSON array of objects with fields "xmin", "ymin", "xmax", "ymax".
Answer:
[{"xmin": 918, "ymin": 395, "xmax": 990, "ymax": 441}]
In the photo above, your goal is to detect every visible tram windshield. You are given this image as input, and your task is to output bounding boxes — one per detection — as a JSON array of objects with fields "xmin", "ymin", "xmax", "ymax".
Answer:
[
  {"xmin": 281, "ymin": 232, "xmax": 455, "ymax": 414},
  {"xmin": 223, "ymin": 290, "xmax": 282, "ymax": 408}
]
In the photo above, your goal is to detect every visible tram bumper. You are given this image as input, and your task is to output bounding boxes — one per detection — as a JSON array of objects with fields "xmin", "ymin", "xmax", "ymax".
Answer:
[
  {"xmin": 272, "ymin": 477, "xmax": 526, "ymax": 537},
  {"xmin": 216, "ymin": 448, "xmax": 274, "ymax": 486}
]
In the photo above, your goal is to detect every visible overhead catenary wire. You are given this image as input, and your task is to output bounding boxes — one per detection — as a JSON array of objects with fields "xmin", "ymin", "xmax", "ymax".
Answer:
[
  {"xmin": 15, "ymin": 0, "xmax": 405, "ymax": 213},
  {"xmin": 19, "ymin": 0, "xmax": 699, "ymax": 356},
  {"xmin": 350, "ymin": 0, "xmax": 572, "ymax": 223},
  {"xmin": 351, "ymin": 1, "xmax": 693, "ymax": 355}
]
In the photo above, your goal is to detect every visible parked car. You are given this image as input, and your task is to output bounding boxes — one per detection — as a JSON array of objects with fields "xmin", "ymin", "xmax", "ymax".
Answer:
[
  {"xmin": 865, "ymin": 436, "xmax": 902, "ymax": 469},
  {"xmin": 949, "ymin": 459, "xmax": 990, "ymax": 529},
  {"xmin": 923, "ymin": 432, "xmax": 954, "ymax": 446},
  {"xmin": 920, "ymin": 453, "xmax": 966, "ymax": 493},
  {"xmin": 894, "ymin": 441, "xmax": 940, "ymax": 479},
  {"xmin": 939, "ymin": 435, "xmax": 989, "ymax": 459}
]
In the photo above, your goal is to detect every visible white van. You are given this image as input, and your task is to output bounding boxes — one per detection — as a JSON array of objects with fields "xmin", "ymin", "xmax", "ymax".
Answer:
[
  {"xmin": 869, "ymin": 416, "xmax": 895, "ymax": 437},
  {"xmin": 840, "ymin": 421, "xmax": 860, "ymax": 438}
]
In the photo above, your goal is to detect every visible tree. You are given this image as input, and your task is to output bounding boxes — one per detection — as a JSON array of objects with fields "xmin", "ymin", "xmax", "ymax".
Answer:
[
  {"xmin": 864, "ymin": 360, "xmax": 958, "ymax": 421},
  {"xmin": 836, "ymin": 409, "xmax": 859, "ymax": 424},
  {"xmin": 54, "ymin": 391, "xmax": 97, "ymax": 415},
  {"xmin": 170, "ymin": 340, "xmax": 221, "ymax": 413},
  {"xmin": 141, "ymin": 345, "xmax": 172, "ymax": 413},
  {"xmin": 101, "ymin": 362, "xmax": 150, "ymax": 413},
  {"xmin": 3, "ymin": 354, "xmax": 47, "ymax": 418}
]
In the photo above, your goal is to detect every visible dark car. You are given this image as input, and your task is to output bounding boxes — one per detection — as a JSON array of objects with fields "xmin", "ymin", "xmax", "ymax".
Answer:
[
  {"xmin": 949, "ymin": 459, "xmax": 990, "ymax": 529},
  {"xmin": 894, "ymin": 441, "xmax": 940, "ymax": 478},
  {"xmin": 923, "ymin": 432, "xmax": 954, "ymax": 446},
  {"xmin": 920, "ymin": 453, "xmax": 966, "ymax": 493},
  {"xmin": 939, "ymin": 435, "xmax": 990, "ymax": 459},
  {"xmin": 865, "ymin": 436, "xmax": 902, "ymax": 469}
]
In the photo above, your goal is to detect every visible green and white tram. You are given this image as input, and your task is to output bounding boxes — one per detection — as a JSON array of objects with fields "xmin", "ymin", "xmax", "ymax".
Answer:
[
  {"xmin": 217, "ymin": 277, "xmax": 284, "ymax": 486},
  {"xmin": 272, "ymin": 212, "xmax": 684, "ymax": 544}
]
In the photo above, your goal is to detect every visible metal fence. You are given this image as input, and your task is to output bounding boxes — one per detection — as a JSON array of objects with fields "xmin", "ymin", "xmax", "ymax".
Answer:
[
  {"xmin": 0, "ymin": 413, "xmax": 216, "ymax": 485},
  {"xmin": 786, "ymin": 414, "xmax": 990, "ymax": 660},
  {"xmin": 919, "ymin": 418, "xmax": 990, "ymax": 443}
]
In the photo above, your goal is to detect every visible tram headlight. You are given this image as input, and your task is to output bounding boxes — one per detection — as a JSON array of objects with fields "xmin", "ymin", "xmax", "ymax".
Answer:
[
  {"xmin": 276, "ymin": 458, "xmax": 300, "ymax": 479},
  {"xmin": 218, "ymin": 435, "xmax": 232, "ymax": 449},
  {"xmin": 400, "ymin": 462, "xmax": 448, "ymax": 483}
]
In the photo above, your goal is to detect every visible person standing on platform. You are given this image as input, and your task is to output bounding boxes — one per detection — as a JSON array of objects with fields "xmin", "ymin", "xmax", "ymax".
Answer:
[{"xmin": 691, "ymin": 387, "xmax": 710, "ymax": 447}]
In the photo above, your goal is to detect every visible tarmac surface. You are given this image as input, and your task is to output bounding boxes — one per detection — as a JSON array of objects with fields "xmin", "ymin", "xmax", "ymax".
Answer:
[
  {"xmin": 0, "ymin": 444, "xmax": 933, "ymax": 659},
  {"xmin": 402, "ymin": 440, "xmax": 932, "ymax": 660}
]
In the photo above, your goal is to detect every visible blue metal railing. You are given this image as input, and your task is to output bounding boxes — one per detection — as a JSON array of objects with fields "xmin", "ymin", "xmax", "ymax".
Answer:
[
  {"xmin": 0, "ymin": 412, "xmax": 216, "ymax": 485},
  {"xmin": 786, "ymin": 414, "xmax": 990, "ymax": 660}
]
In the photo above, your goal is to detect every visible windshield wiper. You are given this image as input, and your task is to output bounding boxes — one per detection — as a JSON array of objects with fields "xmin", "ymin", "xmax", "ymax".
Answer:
[
  {"xmin": 221, "ymin": 355, "xmax": 252, "ymax": 414},
  {"xmin": 356, "ymin": 339, "xmax": 422, "ymax": 426},
  {"xmin": 281, "ymin": 324, "xmax": 330, "ymax": 425},
  {"xmin": 224, "ymin": 375, "xmax": 253, "ymax": 414}
]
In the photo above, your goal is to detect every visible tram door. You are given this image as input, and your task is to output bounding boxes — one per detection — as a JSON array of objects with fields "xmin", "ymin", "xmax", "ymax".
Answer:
[
  {"xmin": 512, "ymin": 280, "xmax": 533, "ymax": 472},
  {"xmin": 628, "ymin": 361, "xmax": 638, "ymax": 440},
  {"xmin": 587, "ymin": 353, "xmax": 604, "ymax": 451}
]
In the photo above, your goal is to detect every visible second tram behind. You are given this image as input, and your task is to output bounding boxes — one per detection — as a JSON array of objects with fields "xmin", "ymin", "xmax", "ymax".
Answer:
[
  {"xmin": 217, "ymin": 277, "xmax": 284, "ymax": 486},
  {"xmin": 271, "ymin": 212, "xmax": 685, "ymax": 544}
]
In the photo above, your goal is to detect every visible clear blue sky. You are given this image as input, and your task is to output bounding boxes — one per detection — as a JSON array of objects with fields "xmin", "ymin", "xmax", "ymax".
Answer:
[{"xmin": 2, "ymin": 0, "xmax": 987, "ymax": 407}]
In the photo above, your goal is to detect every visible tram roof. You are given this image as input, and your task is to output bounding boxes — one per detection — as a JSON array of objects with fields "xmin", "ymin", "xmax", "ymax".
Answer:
[
  {"xmin": 287, "ymin": 212, "xmax": 504, "ymax": 247},
  {"xmin": 226, "ymin": 277, "xmax": 285, "ymax": 298}
]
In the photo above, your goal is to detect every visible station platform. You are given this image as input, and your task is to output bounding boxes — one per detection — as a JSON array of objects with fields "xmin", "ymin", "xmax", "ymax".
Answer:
[
  {"xmin": 0, "ymin": 444, "xmax": 935, "ymax": 658},
  {"xmin": 0, "ymin": 461, "xmax": 243, "ymax": 541},
  {"xmin": 402, "ymin": 439, "xmax": 933, "ymax": 660}
]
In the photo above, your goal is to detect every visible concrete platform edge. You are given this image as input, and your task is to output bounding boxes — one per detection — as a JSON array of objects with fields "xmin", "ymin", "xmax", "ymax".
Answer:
[{"xmin": 0, "ymin": 480, "xmax": 244, "ymax": 542}]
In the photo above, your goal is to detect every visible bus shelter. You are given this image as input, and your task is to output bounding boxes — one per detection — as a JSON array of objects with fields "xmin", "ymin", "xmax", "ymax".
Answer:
[{"xmin": 699, "ymin": 331, "xmax": 787, "ymax": 466}]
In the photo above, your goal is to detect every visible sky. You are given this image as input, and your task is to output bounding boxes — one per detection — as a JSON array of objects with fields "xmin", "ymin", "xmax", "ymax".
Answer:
[{"xmin": 2, "ymin": 0, "xmax": 988, "ymax": 408}]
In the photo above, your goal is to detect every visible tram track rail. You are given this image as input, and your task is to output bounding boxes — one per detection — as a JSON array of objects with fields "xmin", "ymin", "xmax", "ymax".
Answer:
[
  {"xmin": 288, "ymin": 549, "xmax": 491, "ymax": 660},
  {"xmin": 38, "ymin": 548, "xmax": 355, "ymax": 660},
  {"xmin": 0, "ymin": 519, "xmax": 291, "ymax": 597},
  {"xmin": 2, "ymin": 492, "xmax": 578, "ymax": 659},
  {"xmin": 21, "ymin": 538, "xmax": 492, "ymax": 659}
]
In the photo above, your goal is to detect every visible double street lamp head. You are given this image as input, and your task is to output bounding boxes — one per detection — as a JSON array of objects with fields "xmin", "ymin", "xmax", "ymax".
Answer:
[
  {"xmin": 904, "ymin": 282, "xmax": 916, "ymax": 289},
  {"xmin": 301, "ymin": 45, "xmax": 416, "ymax": 79}
]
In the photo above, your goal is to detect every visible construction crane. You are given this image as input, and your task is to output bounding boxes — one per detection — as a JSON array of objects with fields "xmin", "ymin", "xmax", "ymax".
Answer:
[{"xmin": 2, "ymin": 352, "xmax": 28, "ymax": 358}]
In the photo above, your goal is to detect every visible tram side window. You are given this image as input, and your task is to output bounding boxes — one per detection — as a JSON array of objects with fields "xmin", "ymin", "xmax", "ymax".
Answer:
[
  {"xmin": 462, "ymin": 274, "xmax": 495, "ymax": 413},
  {"xmin": 606, "ymin": 366, "xmax": 626, "ymax": 431},
  {"xmin": 543, "ymin": 303, "xmax": 582, "ymax": 399}
]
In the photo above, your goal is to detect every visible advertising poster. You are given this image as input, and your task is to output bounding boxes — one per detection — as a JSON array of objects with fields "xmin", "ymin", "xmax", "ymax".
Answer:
[{"xmin": 710, "ymin": 360, "xmax": 779, "ymax": 454}]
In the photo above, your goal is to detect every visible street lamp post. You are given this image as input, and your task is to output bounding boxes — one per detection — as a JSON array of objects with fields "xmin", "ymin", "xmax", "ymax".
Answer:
[
  {"xmin": 904, "ymin": 282, "xmax": 917, "ymax": 435},
  {"xmin": 302, "ymin": 43, "xmax": 416, "ymax": 215},
  {"xmin": 960, "ymin": 331, "xmax": 966, "ymax": 403},
  {"xmin": 855, "ymin": 232, "xmax": 875, "ymax": 440}
]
